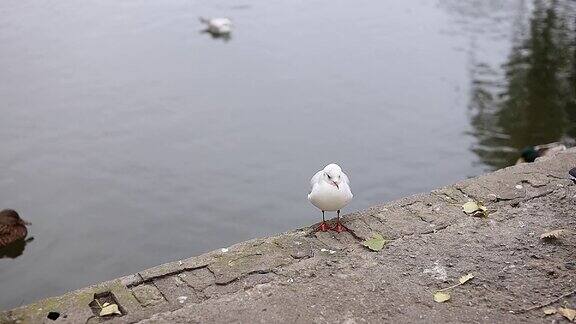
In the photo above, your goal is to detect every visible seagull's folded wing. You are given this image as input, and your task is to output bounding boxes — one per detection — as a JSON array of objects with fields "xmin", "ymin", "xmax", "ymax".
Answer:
[
  {"xmin": 342, "ymin": 172, "xmax": 350, "ymax": 185},
  {"xmin": 310, "ymin": 170, "xmax": 323, "ymax": 191}
]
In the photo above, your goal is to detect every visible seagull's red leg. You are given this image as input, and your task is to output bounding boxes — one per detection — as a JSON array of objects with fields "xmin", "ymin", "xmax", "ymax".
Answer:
[
  {"xmin": 315, "ymin": 211, "xmax": 330, "ymax": 232},
  {"xmin": 332, "ymin": 210, "xmax": 348, "ymax": 233}
]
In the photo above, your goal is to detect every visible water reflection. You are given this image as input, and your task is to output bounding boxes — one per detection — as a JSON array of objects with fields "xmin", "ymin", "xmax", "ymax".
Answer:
[
  {"xmin": 201, "ymin": 30, "xmax": 232, "ymax": 42},
  {"xmin": 468, "ymin": 0, "xmax": 576, "ymax": 169},
  {"xmin": 0, "ymin": 238, "xmax": 33, "ymax": 259}
]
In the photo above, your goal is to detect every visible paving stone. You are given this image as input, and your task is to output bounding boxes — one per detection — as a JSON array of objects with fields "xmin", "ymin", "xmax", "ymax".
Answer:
[{"xmin": 131, "ymin": 284, "xmax": 166, "ymax": 307}]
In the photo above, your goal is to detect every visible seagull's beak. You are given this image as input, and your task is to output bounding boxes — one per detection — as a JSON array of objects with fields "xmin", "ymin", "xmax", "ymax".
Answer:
[
  {"xmin": 22, "ymin": 220, "xmax": 31, "ymax": 225},
  {"xmin": 331, "ymin": 181, "xmax": 339, "ymax": 189}
]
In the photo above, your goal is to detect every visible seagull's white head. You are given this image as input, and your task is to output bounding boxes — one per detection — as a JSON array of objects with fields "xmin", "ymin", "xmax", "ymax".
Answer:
[{"xmin": 323, "ymin": 163, "xmax": 343, "ymax": 188}]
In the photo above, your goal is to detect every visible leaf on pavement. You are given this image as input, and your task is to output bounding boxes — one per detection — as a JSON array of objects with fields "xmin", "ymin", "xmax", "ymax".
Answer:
[
  {"xmin": 458, "ymin": 273, "xmax": 474, "ymax": 284},
  {"xmin": 543, "ymin": 308, "xmax": 557, "ymax": 315},
  {"xmin": 558, "ymin": 307, "xmax": 576, "ymax": 322},
  {"xmin": 540, "ymin": 229, "xmax": 564, "ymax": 240},
  {"xmin": 99, "ymin": 304, "xmax": 121, "ymax": 317},
  {"xmin": 462, "ymin": 201, "xmax": 488, "ymax": 217},
  {"xmin": 433, "ymin": 291, "xmax": 451, "ymax": 303},
  {"xmin": 361, "ymin": 234, "xmax": 387, "ymax": 251},
  {"xmin": 462, "ymin": 201, "xmax": 479, "ymax": 214}
]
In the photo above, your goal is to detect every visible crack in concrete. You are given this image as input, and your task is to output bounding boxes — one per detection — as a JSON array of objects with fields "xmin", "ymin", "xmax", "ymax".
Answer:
[
  {"xmin": 546, "ymin": 174, "xmax": 567, "ymax": 180},
  {"xmin": 271, "ymin": 240, "xmax": 312, "ymax": 260},
  {"xmin": 225, "ymin": 252, "xmax": 264, "ymax": 266},
  {"xmin": 455, "ymin": 186, "xmax": 475, "ymax": 201},
  {"xmin": 519, "ymin": 179, "xmax": 549, "ymax": 188},
  {"xmin": 399, "ymin": 201, "xmax": 418, "ymax": 208},
  {"xmin": 420, "ymin": 223, "xmax": 451, "ymax": 235},
  {"xmin": 150, "ymin": 281, "xmax": 169, "ymax": 303},
  {"xmin": 523, "ymin": 189, "xmax": 557, "ymax": 203},
  {"xmin": 431, "ymin": 191, "xmax": 459, "ymax": 203},
  {"xmin": 125, "ymin": 273, "xmax": 146, "ymax": 288},
  {"xmin": 402, "ymin": 202, "xmax": 436, "ymax": 225},
  {"xmin": 213, "ymin": 268, "xmax": 282, "ymax": 287},
  {"xmin": 134, "ymin": 265, "xmax": 211, "ymax": 288}
]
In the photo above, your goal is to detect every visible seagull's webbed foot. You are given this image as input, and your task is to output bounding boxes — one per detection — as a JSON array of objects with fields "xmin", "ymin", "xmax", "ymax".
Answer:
[
  {"xmin": 314, "ymin": 211, "xmax": 331, "ymax": 232},
  {"xmin": 315, "ymin": 222, "xmax": 331, "ymax": 232},
  {"xmin": 331, "ymin": 210, "xmax": 348, "ymax": 233},
  {"xmin": 331, "ymin": 222, "xmax": 348, "ymax": 233}
]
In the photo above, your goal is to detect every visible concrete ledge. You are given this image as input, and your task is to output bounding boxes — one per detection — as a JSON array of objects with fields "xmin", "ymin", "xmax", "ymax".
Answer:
[{"xmin": 2, "ymin": 149, "xmax": 576, "ymax": 323}]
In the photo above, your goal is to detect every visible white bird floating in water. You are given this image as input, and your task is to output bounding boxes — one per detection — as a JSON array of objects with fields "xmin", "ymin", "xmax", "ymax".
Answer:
[
  {"xmin": 199, "ymin": 17, "xmax": 232, "ymax": 36},
  {"xmin": 308, "ymin": 163, "xmax": 353, "ymax": 233}
]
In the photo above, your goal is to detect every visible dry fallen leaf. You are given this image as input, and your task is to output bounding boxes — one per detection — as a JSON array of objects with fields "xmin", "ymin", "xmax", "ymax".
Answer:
[
  {"xmin": 462, "ymin": 201, "xmax": 479, "ymax": 214},
  {"xmin": 558, "ymin": 307, "xmax": 576, "ymax": 322},
  {"xmin": 540, "ymin": 229, "xmax": 564, "ymax": 240},
  {"xmin": 543, "ymin": 308, "xmax": 557, "ymax": 315},
  {"xmin": 99, "ymin": 303, "xmax": 121, "ymax": 317},
  {"xmin": 361, "ymin": 234, "xmax": 388, "ymax": 251},
  {"xmin": 433, "ymin": 291, "xmax": 451, "ymax": 303},
  {"xmin": 462, "ymin": 201, "xmax": 488, "ymax": 217},
  {"xmin": 459, "ymin": 273, "xmax": 474, "ymax": 284}
]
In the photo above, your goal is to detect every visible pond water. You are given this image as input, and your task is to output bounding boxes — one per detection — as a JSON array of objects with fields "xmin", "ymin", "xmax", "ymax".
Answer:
[{"xmin": 1, "ymin": 0, "xmax": 574, "ymax": 309}]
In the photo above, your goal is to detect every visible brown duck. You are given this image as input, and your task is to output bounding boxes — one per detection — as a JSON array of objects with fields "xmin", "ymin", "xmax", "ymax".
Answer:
[{"xmin": 0, "ymin": 209, "xmax": 30, "ymax": 248}]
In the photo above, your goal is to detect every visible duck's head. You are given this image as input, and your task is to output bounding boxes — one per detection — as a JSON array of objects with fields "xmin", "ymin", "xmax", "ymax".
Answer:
[
  {"xmin": 323, "ymin": 163, "xmax": 343, "ymax": 188},
  {"xmin": 519, "ymin": 146, "xmax": 539, "ymax": 163},
  {"xmin": 0, "ymin": 209, "xmax": 30, "ymax": 226}
]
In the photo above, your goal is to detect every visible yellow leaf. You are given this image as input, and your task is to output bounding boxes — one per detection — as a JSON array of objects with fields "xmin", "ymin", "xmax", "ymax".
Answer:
[
  {"xmin": 99, "ymin": 304, "xmax": 121, "ymax": 317},
  {"xmin": 540, "ymin": 229, "xmax": 564, "ymax": 240},
  {"xmin": 361, "ymin": 234, "xmax": 388, "ymax": 251},
  {"xmin": 459, "ymin": 273, "xmax": 474, "ymax": 284},
  {"xmin": 462, "ymin": 201, "xmax": 479, "ymax": 214},
  {"xmin": 558, "ymin": 307, "xmax": 576, "ymax": 322},
  {"xmin": 462, "ymin": 201, "xmax": 488, "ymax": 217},
  {"xmin": 433, "ymin": 291, "xmax": 451, "ymax": 303},
  {"xmin": 543, "ymin": 308, "xmax": 557, "ymax": 315}
]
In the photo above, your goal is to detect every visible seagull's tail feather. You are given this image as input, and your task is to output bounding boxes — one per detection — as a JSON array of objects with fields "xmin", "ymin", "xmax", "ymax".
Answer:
[{"xmin": 199, "ymin": 17, "xmax": 209, "ymax": 24}]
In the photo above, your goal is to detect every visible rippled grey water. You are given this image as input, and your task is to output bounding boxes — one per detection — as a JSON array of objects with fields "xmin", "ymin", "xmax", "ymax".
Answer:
[{"xmin": 1, "ymin": 0, "xmax": 574, "ymax": 309}]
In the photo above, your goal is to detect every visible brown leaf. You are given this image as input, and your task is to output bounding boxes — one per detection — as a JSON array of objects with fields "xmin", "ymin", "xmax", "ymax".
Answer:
[
  {"xmin": 433, "ymin": 291, "xmax": 451, "ymax": 303},
  {"xmin": 540, "ymin": 229, "xmax": 564, "ymax": 240},
  {"xmin": 462, "ymin": 201, "xmax": 480, "ymax": 214},
  {"xmin": 543, "ymin": 308, "xmax": 556, "ymax": 315},
  {"xmin": 462, "ymin": 201, "xmax": 488, "ymax": 217},
  {"xmin": 99, "ymin": 304, "xmax": 121, "ymax": 317},
  {"xmin": 558, "ymin": 307, "xmax": 576, "ymax": 322},
  {"xmin": 458, "ymin": 273, "xmax": 474, "ymax": 284}
]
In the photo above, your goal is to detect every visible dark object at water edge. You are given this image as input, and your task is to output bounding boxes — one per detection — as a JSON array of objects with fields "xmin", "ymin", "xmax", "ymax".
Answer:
[{"xmin": 0, "ymin": 209, "xmax": 30, "ymax": 248}]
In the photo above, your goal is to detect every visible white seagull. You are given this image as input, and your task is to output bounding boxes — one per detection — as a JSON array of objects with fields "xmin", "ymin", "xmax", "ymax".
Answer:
[
  {"xmin": 199, "ymin": 17, "xmax": 232, "ymax": 36},
  {"xmin": 308, "ymin": 163, "xmax": 353, "ymax": 232}
]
